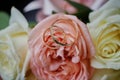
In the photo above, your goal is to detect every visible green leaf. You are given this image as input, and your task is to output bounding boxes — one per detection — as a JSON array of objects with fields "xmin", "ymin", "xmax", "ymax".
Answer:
[
  {"xmin": 73, "ymin": 11, "xmax": 89, "ymax": 23},
  {"xmin": 0, "ymin": 12, "xmax": 9, "ymax": 30},
  {"xmin": 65, "ymin": 0, "xmax": 92, "ymax": 12},
  {"xmin": 65, "ymin": 0, "xmax": 92, "ymax": 23},
  {"xmin": 52, "ymin": 11, "xmax": 57, "ymax": 14},
  {"xmin": 29, "ymin": 21, "xmax": 37, "ymax": 28}
]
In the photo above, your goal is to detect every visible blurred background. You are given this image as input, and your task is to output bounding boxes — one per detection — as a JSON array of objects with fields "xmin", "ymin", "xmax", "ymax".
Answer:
[
  {"xmin": 0, "ymin": 0, "xmax": 38, "ymax": 22},
  {"xmin": 0, "ymin": 0, "xmax": 32, "ymax": 14},
  {"xmin": 0, "ymin": 0, "xmax": 108, "ymax": 28}
]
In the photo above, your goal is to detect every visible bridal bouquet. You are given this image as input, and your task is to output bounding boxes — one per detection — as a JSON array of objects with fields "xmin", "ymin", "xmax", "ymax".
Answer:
[{"xmin": 0, "ymin": 0, "xmax": 120, "ymax": 80}]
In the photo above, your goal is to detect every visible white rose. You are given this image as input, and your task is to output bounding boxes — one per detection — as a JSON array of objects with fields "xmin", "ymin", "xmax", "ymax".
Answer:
[
  {"xmin": 0, "ymin": 7, "xmax": 30, "ymax": 80},
  {"xmin": 87, "ymin": 0, "xmax": 120, "ymax": 70}
]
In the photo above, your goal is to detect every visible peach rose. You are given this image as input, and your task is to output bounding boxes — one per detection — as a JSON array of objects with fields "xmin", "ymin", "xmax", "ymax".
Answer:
[{"xmin": 28, "ymin": 14, "xmax": 95, "ymax": 80}]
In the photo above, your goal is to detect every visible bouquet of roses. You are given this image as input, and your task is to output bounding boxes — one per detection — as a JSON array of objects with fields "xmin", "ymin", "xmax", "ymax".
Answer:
[{"xmin": 0, "ymin": 0, "xmax": 120, "ymax": 80}]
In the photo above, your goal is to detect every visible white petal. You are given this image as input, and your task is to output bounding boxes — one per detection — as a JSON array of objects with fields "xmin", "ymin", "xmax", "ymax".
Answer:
[{"xmin": 10, "ymin": 7, "xmax": 29, "ymax": 32}]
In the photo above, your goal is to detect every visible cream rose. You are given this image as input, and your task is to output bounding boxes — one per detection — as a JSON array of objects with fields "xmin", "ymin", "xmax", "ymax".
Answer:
[
  {"xmin": 87, "ymin": 0, "xmax": 120, "ymax": 70},
  {"xmin": 0, "ymin": 7, "xmax": 30, "ymax": 80},
  {"xmin": 28, "ymin": 13, "xmax": 95, "ymax": 80}
]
